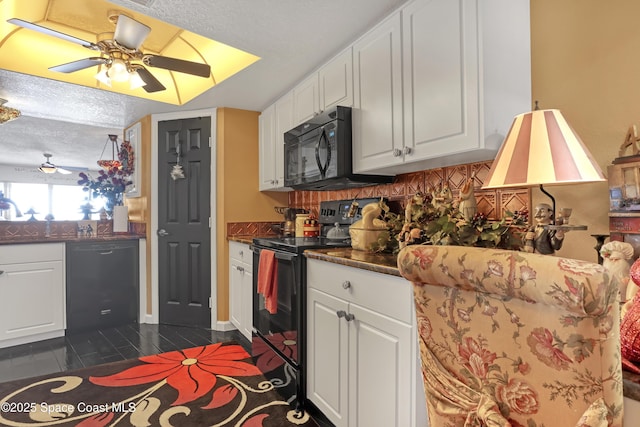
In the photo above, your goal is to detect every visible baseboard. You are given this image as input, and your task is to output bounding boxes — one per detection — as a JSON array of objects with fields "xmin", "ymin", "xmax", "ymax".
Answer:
[
  {"xmin": 0, "ymin": 330, "xmax": 65, "ymax": 349},
  {"xmin": 141, "ymin": 314, "xmax": 156, "ymax": 324},
  {"xmin": 214, "ymin": 320, "xmax": 236, "ymax": 332}
]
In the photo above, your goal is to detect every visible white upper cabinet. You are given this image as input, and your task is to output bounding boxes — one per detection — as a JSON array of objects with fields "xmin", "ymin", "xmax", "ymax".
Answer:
[
  {"xmin": 402, "ymin": 0, "xmax": 480, "ymax": 166},
  {"xmin": 258, "ymin": 104, "xmax": 277, "ymax": 191},
  {"xmin": 352, "ymin": 0, "xmax": 531, "ymax": 175},
  {"xmin": 293, "ymin": 74, "xmax": 321, "ymax": 125},
  {"xmin": 352, "ymin": 11, "xmax": 404, "ymax": 174},
  {"xmin": 259, "ymin": 94, "xmax": 292, "ymax": 191},
  {"xmin": 319, "ymin": 47, "xmax": 354, "ymax": 111}
]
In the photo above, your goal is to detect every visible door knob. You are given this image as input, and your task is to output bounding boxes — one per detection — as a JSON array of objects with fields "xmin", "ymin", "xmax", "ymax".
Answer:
[
  {"xmin": 157, "ymin": 229, "xmax": 170, "ymax": 237},
  {"xmin": 336, "ymin": 310, "xmax": 347, "ymax": 318}
]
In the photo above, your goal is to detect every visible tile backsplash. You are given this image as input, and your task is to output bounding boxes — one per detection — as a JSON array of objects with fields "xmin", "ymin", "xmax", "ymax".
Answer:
[{"xmin": 288, "ymin": 160, "xmax": 530, "ymax": 220}]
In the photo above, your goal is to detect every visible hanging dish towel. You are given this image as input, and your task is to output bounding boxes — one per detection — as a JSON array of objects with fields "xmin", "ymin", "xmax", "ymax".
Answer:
[{"xmin": 257, "ymin": 249, "xmax": 278, "ymax": 314}]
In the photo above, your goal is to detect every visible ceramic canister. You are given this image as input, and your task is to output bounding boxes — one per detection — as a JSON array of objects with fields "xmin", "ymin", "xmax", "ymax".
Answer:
[
  {"xmin": 303, "ymin": 217, "xmax": 320, "ymax": 237},
  {"xmin": 295, "ymin": 214, "xmax": 310, "ymax": 237}
]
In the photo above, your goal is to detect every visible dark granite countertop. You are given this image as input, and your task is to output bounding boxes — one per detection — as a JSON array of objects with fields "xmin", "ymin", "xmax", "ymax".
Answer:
[
  {"xmin": 303, "ymin": 246, "xmax": 640, "ymax": 402},
  {"xmin": 0, "ymin": 234, "xmax": 144, "ymax": 245},
  {"xmin": 227, "ymin": 235, "xmax": 257, "ymax": 245},
  {"xmin": 304, "ymin": 248, "xmax": 400, "ymax": 277}
]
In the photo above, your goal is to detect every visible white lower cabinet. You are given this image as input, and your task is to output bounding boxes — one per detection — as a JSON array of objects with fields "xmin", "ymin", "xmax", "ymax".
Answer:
[
  {"xmin": 229, "ymin": 241, "xmax": 253, "ymax": 340},
  {"xmin": 306, "ymin": 259, "xmax": 426, "ymax": 427},
  {"xmin": 0, "ymin": 243, "xmax": 65, "ymax": 348}
]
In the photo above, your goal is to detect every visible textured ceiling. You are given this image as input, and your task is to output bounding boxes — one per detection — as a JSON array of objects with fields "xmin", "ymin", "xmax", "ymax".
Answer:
[{"xmin": 0, "ymin": 0, "xmax": 407, "ymax": 170}]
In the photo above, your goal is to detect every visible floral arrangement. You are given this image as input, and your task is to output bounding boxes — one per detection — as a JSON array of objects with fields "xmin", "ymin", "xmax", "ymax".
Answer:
[
  {"xmin": 376, "ymin": 189, "xmax": 528, "ymax": 253},
  {"xmin": 77, "ymin": 166, "xmax": 132, "ymax": 210}
]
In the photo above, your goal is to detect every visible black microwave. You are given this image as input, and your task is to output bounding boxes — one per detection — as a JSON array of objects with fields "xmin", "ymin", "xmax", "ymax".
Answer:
[{"xmin": 283, "ymin": 106, "xmax": 393, "ymax": 190}]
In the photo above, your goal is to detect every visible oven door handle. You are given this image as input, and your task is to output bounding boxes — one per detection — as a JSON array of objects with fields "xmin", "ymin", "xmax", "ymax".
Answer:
[{"xmin": 252, "ymin": 247, "xmax": 298, "ymax": 262}]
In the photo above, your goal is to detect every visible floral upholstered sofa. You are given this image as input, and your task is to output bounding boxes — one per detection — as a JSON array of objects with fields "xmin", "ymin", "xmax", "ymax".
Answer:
[{"xmin": 397, "ymin": 245, "xmax": 623, "ymax": 427}]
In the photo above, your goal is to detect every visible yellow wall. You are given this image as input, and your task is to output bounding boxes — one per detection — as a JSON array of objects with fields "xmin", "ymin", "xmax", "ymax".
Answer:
[
  {"xmin": 124, "ymin": 115, "xmax": 152, "ymax": 314},
  {"xmin": 530, "ymin": 1, "xmax": 640, "ymax": 262},
  {"xmin": 216, "ymin": 107, "xmax": 288, "ymax": 321}
]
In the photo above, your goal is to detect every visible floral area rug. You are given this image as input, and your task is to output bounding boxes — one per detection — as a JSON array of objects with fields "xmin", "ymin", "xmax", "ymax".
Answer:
[{"xmin": 0, "ymin": 342, "xmax": 318, "ymax": 426}]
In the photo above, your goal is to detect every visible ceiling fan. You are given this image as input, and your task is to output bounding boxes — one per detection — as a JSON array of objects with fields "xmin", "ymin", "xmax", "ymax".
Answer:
[
  {"xmin": 38, "ymin": 153, "xmax": 81, "ymax": 175},
  {"xmin": 7, "ymin": 13, "xmax": 211, "ymax": 93}
]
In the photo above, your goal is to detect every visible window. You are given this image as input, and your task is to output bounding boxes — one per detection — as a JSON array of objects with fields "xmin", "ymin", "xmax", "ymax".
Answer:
[{"xmin": 1, "ymin": 182, "xmax": 95, "ymax": 221}]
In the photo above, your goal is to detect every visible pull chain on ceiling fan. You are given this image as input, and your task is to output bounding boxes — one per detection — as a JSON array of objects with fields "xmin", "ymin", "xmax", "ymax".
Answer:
[{"xmin": 7, "ymin": 12, "xmax": 211, "ymax": 93}]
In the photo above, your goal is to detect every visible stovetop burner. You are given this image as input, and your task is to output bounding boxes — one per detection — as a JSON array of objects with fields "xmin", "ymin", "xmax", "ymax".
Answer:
[{"xmin": 253, "ymin": 198, "xmax": 383, "ymax": 253}]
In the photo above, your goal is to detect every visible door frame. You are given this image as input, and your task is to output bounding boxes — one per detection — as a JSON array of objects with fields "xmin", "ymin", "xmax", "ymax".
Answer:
[{"xmin": 148, "ymin": 108, "xmax": 219, "ymax": 329}]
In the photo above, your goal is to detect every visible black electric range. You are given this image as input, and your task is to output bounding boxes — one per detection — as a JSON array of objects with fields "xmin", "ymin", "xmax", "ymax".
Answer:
[{"xmin": 250, "ymin": 198, "xmax": 380, "ymax": 412}]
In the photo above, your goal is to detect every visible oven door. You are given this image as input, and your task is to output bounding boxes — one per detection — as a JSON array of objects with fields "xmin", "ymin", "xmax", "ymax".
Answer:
[{"xmin": 252, "ymin": 245, "xmax": 301, "ymax": 367}]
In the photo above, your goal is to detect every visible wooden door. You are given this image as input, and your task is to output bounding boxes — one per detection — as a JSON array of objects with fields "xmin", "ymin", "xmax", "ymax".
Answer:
[{"xmin": 157, "ymin": 117, "xmax": 211, "ymax": 328}]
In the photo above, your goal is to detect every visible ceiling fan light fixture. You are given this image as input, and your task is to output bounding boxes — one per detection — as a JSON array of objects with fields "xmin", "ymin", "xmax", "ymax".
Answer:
[
  {"xmin": 107, "ymin": 58, "xmax": 129, "ymax": 82},
  {"xmin": 39, "ymin": 164, "xmax": 57, "ymax": 174},
  {"xmin": 95, "ymin": 69, "xmax": 112, "ymax": 87},
  {"xmin": 129, "ymin": 70, "xmax": 146, "ymax": 89}
]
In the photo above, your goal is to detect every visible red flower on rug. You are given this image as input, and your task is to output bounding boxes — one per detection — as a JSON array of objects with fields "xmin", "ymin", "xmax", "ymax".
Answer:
[{"xmin": 89, "ymin": 343, "xmax": 261, "ymax": 406}]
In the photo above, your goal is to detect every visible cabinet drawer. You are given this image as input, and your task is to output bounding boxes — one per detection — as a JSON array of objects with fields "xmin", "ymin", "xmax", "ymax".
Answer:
[
  {"xmin": 307, "ymin": 259, "xmax": 412, "ymax": 324},
  {"xmin": 229, "ymin": 241, "xmax": 252, "ymax": 265},
  {"xmin": 0, "ymin": 243, "xmax": 64, "ymax": 264}
]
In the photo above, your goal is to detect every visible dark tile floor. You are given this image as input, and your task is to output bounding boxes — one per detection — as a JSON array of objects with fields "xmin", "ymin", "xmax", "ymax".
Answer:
[{"xmin": 0, "ymin": 323, "xmax": 251, "ymax": 383}]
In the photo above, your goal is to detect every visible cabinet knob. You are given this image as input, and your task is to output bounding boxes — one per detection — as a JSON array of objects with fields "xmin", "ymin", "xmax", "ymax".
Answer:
[
  {"xmin": 238, "ymin": 266, "xmax": 245, "ymax": 273},
  {"xmin": 403, "ymin": 146, "xmax": 412, "ymax": 155},
  {"xmin": 345, "ymin": 313, "xmax": 355, "ymax": 322},
  {"xmin": 342, "ymin": 280, "xmax": 351, "ymax": 289},
  {"xmin": 239, "ymin": 250, "xmax": 243, "ymax": 257},
  {"xmin": 0, "ymin": 270, "xmax": 4, "ymax": 276},
  {"xmin": 392, "ymin": 148, "xmax": 402, "ymax": 157},
  {"xmin": 336, "ymin": 310, "xmax": 347, "ymax": 318}
]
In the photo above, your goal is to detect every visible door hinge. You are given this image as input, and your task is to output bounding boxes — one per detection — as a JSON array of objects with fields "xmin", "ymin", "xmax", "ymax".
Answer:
[
  {"xmin": 209, "ymin": 217, "xmax": 212, "ymax": 228},
  {"xmin": 208, "ymin": 136, "xmax": 212, "ymax": 148},
  {"xmin": 208, "ymin": 297, "xmax": 212, "ymax": 308}
]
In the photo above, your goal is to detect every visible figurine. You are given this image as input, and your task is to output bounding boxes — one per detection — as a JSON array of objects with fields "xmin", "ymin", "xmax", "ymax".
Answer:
[
  {"xmin": 600, "ymin": 241, "xmax": 634, "ymax": 304},
  {"xmin": 458, "ymin": 175, "xmax": 477, "ymax": 221},
  {"xmin": 522, "ymin": 203, "xmax": 564, "ymax": 255}
]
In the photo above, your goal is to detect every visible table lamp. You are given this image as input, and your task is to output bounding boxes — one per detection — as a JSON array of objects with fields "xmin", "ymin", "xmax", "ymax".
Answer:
[{"xmin": 482, "ymin": 105, "xmax": 606, "ymax": 224}]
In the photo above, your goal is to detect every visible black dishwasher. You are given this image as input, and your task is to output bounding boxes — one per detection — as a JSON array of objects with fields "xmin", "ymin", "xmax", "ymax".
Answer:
[{"xmin": 66, "ymin": 240, "xmax": 139, "ymax": 333}]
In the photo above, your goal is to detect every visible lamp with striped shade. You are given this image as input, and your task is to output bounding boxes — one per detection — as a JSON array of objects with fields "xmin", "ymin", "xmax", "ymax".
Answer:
[{"xmin": 482, "ymin": 108, "xmax": 606, "ymax": 223}]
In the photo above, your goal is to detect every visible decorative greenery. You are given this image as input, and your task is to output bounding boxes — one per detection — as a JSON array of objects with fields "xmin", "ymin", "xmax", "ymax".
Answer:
[{"xmin": 376, "ymin": 190, "xmax": 528, "ymax": 253}]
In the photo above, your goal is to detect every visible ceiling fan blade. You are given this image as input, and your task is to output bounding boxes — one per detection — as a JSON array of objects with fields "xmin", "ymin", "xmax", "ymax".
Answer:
[
  {"xmin": 114, "ymin": 15, "xmax": 151, "ymax": 50},
  {"xmin": 49, "ymin": 57, "xmax": 107, "ymax": 73},
  {"xmin": 143, "ymin": 54, "xmax": 211, "ymax": 78},
  {"xmin": 56, "ymin": 167, "xmax": 72, "ymax": 175},
  {"xmin": 7, "ymin": 18, "xmax": 97, "ymax": 49},
  {"xmin": 136, "ymin": 67, "xmax": 166, "ymax": 93}
]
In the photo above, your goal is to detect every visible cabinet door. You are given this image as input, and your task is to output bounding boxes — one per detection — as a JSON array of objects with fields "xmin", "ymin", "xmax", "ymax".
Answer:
[
  {"xmin": 348, "ymin": 302, "xmax": 413, "ymax": 427},
  {"xmin": 402, "ymin": 0, "xmax": 480, "ymax": 162},
  {"xmin": 274, "ymin": 93, "xmax": 294, "ymax": 187},
  {"xmin": 352, "ymin": 11, "xmax": 403, "ymax": 174},
  {"xmin": 307, "ymin": 288, "xmax": 349, "ymax": 427},
  {"xmin": 259, "ymin": 104, "xmax": 277, "ymax": 190},
  {"xmin": 240, "ymin": 268, "xmax": 253, "ymax": 340},
  {"xmin": 320, "ymin": 48, "xmax": 354, "ymax": 111},
  {"xmin": 229, "ymin": 260, "xmax": 243, "ymax": 334},
  {"xmin": 0, "ymin": 261, "xmax": 64, "ymax": 341},
  {"xmin": 229, "ymin": 261, "xmax": 253, "ymax": 340},
  {"xmin": 293, "ymin": 74, "xmax": 320, "ymax": 125}
]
